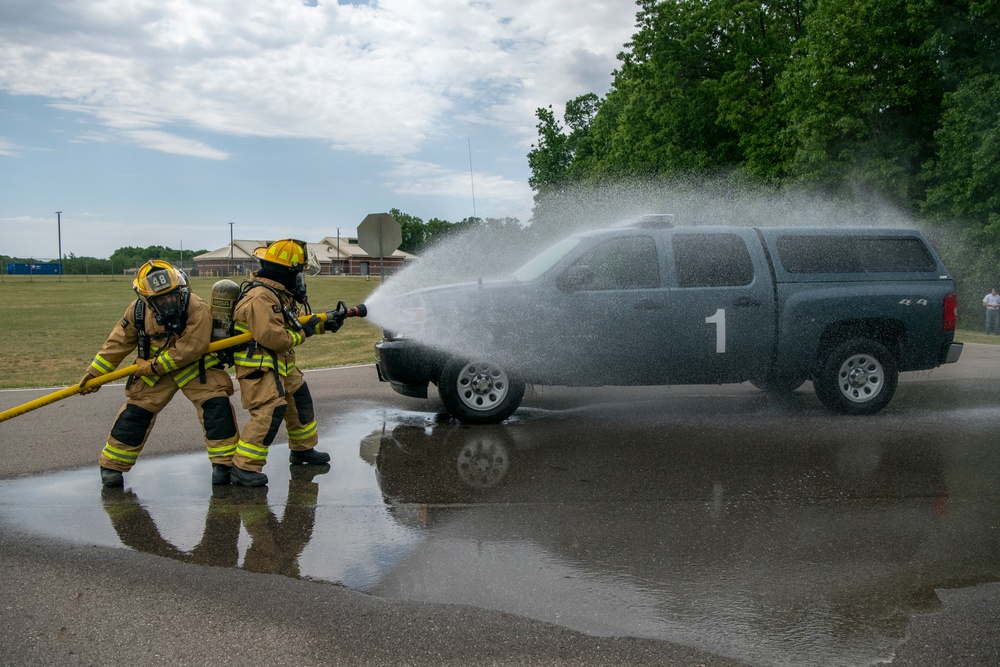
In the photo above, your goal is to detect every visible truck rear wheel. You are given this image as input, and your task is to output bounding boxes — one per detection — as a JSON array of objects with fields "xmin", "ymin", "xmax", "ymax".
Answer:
[
  {"xmin": 815, "ymin": 338, "xmax": 898, "ymax": 415},
  {"xmin": 439, "ymin": 357, "xmax": 525, "ymax": 425}
]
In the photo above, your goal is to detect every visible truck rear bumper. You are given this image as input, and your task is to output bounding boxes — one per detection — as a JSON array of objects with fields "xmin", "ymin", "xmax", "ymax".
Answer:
[{"xmin": 942, "ymin": 341, "xmax": 963, "ymax": 364}]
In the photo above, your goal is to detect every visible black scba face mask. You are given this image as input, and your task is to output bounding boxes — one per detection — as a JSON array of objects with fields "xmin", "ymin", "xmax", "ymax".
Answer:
[
  {"xmin": 149, "ymin": 289, "xmax": 189, "ymax": 333},
  {"xmin": 259, "ymin": 262, "xmax": 308, "ymax": 305},
  {"xmin": 293, "ymin": 272, "xmax": 308, "ymax": 305}
]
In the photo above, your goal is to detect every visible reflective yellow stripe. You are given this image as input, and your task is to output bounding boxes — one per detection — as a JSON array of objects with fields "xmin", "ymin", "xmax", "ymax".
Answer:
[
  {"xmin": 233, "ymin": 351, "xmax": 295, "ymax": 376},
  {"xmin": 207, "ymin": 442, "xmax": 237, "ymax": 457},
  {"xmin": 236, "ymin": 440, "xmax": 269, "ymax": 461},
  {"xmin": 173, "ymin": 366, "xmax": 200, "ymax": 387},
  {"xmin": 141, "ymin": 375, "xmax": 158, "ymax": 386},
  {"xmin": 287, "ymin": 421, "xmax": 317, "ymax": 442},
  {"xmin": 233, "ymin": 350, "xmax": 275, "ymax": 370},
  {"xmin": 291, "ymin": 330, "xmax": 305, "ymax": 347},
  {"xmin": 171, "ymin": 355, "xmax": 220, "ymax": 388},
  {"xmin": 158, "ymin": 350, "xmax": 179, "ymax": 372},
  {"xmin": 92, "ymin": 355, "xmax": 114, "ymax": 374},
  {"xmin": 102, "ymin": 444, "xmax": 138, "ymax": 464}
]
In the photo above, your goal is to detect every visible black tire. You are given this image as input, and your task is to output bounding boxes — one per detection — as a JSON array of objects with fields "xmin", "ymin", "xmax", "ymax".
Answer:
[
  {"xmin": 438, "ymin": 357, "xmax": 525, "ymax": 424},
  {"xmin": 814, "ymin": 338, "xmax": 898, "ymax": 415},
  {"xmin": 750, "ymin": 375, "xmax": 806, "ymax": 394}
]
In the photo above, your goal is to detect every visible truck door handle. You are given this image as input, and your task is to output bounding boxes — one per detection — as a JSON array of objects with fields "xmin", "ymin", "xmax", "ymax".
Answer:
[
  {"xmin": 733, "ymin": 296, "xmax": 761, "ymax": 308},
  {"xmin": 633, "ymin": 299, "xmax": 664, "ymax": 311}
]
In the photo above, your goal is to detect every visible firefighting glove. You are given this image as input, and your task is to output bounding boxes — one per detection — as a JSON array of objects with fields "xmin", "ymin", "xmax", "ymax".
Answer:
[
  {"xmin": 324, "ymin": 312, "xmax": 344, "ymax": 333},
  {"xmin": 78, "ymin": 368, "xmax": 103, "ymax": 395},
  {"xmin": 135, "ymin": 357, "xmax": 158, "ymax": 377},
  {"xmin": 302, "ymin": 315, "xmax": 324, "ymax": 338}
]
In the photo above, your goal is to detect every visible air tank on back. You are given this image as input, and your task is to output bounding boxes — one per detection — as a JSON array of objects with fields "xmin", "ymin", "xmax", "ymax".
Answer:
[{"xmin": 210, "ymin": 279, "xmax": 241, "ymax": 341}]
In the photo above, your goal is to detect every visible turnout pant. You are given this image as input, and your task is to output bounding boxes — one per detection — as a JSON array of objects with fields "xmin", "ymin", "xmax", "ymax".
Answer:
[
  {"xmin": 233, "ymin": 366, "xmax": 319, "ymax": 473},
  {"xmin": 99, "ymin": 368, "xmax": 240, "ymax": 472}
]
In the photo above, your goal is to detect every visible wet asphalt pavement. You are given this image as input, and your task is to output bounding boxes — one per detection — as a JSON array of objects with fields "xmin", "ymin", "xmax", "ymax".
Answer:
[{"xmin": 1, "ymin": 345, "xmax": 999, "ymax": 666}]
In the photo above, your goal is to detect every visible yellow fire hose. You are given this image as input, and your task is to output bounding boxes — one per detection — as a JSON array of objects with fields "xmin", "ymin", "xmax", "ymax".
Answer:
[{"xmin": 0, "ymin": 311, "xmax": 339, "ymax": 424}]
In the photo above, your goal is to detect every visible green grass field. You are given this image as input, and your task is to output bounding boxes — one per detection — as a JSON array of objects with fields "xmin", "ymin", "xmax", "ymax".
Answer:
[
  {"xmin": 0, "ymin": 274, "xmax": 995, "ymax": 389},
  {"xmin": 0, "ymin": 275, "xmax": 384, "ymax": 388}
]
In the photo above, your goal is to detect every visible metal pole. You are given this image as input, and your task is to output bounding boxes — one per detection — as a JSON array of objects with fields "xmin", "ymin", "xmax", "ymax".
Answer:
[
  {"xmin": 179, "ymin": 240, "xmax": 183, "ymax": 272},
  {"xmin": 56, "ymin": 211, "xmax": 63, "ymax": 281},
  {"xmin": 468, "ymin": 138, "xmax": 476, "ymax": 219},
  {"xmin": 378, "ymin": 220, "xmax": 385, "ymax": 283},
  {"xmin": 229, "ymin": 222, "xmax": 234, "ymax": 276},
  {"xmin": 336, "ymin": 227, "xmax": 340, "ymax": 274}
]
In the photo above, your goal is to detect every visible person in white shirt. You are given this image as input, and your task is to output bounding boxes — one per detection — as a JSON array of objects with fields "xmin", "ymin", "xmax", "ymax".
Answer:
[{"xmin": 984, "ymin": 288, "xmax": 1000, "ymax": 334}]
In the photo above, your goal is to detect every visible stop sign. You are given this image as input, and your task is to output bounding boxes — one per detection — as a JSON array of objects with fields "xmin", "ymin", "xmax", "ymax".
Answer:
[{"xmin": 357, "ymin": 213, "xmax": 402, "ymax": 258}]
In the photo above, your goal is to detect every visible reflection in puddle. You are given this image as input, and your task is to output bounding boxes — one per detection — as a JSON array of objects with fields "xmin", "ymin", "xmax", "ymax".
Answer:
[{"xmin": 2, "ymin": 403, "xmax": 1000, "ymax": 667}]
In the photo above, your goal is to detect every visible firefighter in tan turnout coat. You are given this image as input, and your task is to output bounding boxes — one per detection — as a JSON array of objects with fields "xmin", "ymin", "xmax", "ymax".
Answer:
[
  {"xmin": 79, "ymin": 260, "xmax": 241, "ymax": 488},
  {"xmin": 229, "ymin": 239, "xmax": 336, "ymax": 487}
]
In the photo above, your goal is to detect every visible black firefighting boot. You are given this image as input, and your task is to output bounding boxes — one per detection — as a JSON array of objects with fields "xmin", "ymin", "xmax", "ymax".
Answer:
[
  {"xmin": 289, "ymin": 448, "xmax": 331, "ymax": 465},
  {"xmin": 230, "ymin": 465, "xmax": 268, "ymax": 487},
  {"xmin": 100, "ymin": 466, "xmax": 124, "ymax": 488},
  {"xmin": 211, "ymin": 463, "xmax": 232, "ymax": 485}
]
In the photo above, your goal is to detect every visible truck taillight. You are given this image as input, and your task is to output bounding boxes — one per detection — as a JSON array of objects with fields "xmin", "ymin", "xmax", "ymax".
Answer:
[{"xmin": 943, "ymin": 293, "xmax": 958, "ymax": 331}]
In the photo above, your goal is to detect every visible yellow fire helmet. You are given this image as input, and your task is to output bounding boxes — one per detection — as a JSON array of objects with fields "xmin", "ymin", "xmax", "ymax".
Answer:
[
  {"xmin": 132, "ymin": 259, "xmax": 186, "ymax": 299},
  {"xmin": 254, "ymin": 239, "xmax": 320, "ymax": 275},
  {"xmin": 132, "ymin": 259, "xmax": 191, "ymax": 330}
]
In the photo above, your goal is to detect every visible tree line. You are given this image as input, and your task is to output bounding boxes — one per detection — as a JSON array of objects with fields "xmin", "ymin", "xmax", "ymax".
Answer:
[
  {"xmin": 0, "ymin": 213, "xmax": 529, "ymax": 275},
  {"xmin": 1, "ymin": 246, "xmax": 208, "ymax": 275}
]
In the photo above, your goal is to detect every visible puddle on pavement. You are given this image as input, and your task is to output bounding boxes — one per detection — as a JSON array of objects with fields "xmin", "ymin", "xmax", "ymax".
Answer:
[{"xmin": 3, "ymin": 401, "xmax": 1000, "ymax": 667}]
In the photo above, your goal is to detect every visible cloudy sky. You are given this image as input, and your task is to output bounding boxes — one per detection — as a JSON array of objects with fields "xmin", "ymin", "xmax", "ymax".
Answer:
[{"xmin": 0, "ymin": 0, "xmax": 639, "ymax": 260}]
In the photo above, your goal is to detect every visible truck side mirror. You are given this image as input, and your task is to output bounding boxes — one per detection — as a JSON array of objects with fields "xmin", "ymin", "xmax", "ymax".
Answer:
[{"xmin": 557, "ymin": 265, "xmax": 594, "ymax": 292}]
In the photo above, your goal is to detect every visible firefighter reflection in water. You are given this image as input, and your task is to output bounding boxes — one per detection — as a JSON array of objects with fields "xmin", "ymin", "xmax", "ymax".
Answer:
[
  {"xmin": 229, "ymin": 239, "xmax": 338, "ymax": 487},
  {"xmin": 80, "ymin": 260, "xmax": 240, "ymax": 488},
  {"xmin": 100, "ymin": 467, "xmax": 326, "ymax": 577}
]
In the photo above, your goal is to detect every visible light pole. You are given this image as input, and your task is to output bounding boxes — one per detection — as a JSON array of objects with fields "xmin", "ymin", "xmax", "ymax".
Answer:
[
  {"xmin": 55, "ymin": 211, "xmax": 63, "ymax": 280},
  {"xmin": 229, "ymin": 222, "xmax": 234, "ymax": 276},
  {"xmin": 336, "ymin": 227, "xmax": 340, "ymax": 274}
]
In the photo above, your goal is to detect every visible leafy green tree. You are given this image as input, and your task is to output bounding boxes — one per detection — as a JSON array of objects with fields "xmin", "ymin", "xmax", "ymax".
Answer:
[
  {"xmin": 527, "ymin": 105, "xmax": 573, "ymax": 196},
  {"xmin": 778, "ymin": 0, "xmax": 942, "ymax": 203},
  {"xmin": 921, "ymin": 74, "xmax": 1000, "ymax": 239},
  {"xmin": 714, "ymin": 0, "xmax": 807, "ymax": 182},
  {"xmin": 389, "ymin": 208, "xmax": 428, "ymax": 254},
  {"xmin": 588, "ymin": 0, "xmax": 741, "ymax": 176},
  {"xmin": 921, "ymin": 0, "xmax": 1000, "ymax": 240}
]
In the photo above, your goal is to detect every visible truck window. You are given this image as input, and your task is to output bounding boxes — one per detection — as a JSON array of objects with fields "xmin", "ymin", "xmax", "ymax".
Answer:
[
  {"xmin": 776, "ymin": 236, "xmax": 937, "ymax": 273},
  {"xmin": 673, "ymin": 234, "xmax": 754, "ymax": 287},
  {"xmin": 568, "ymin": 235, "xmax": 660, "ymax": 291}
]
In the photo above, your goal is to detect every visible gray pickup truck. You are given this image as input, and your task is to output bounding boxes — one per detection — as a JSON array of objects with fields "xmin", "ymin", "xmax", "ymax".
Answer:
[{"xmin": 375, "ymin": 216, "xmax": 963, "ymax": 423}]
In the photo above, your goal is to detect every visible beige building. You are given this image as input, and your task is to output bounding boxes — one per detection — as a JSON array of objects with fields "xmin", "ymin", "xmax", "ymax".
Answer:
[{"xmin": 192, "ymin": 237, "xmax": 415, "ymax": 277}]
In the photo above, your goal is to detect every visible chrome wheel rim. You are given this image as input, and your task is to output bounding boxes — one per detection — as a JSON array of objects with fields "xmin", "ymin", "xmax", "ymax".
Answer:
[
  {"xmin": 454, "ymin": 361, "xmax": 510, "ymax": 412},
  {"xmin": 837, "ymin": 353, "xmax": 884, "ymax": 403}
]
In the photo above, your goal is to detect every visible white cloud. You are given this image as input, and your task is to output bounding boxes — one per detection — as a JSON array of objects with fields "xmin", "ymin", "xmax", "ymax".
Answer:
[
  {"xmin": 0, "ymin": 136, "xmax": 22, "ymax": 157},
  {"xmin": 0, "ymin": 0, "xmax": 636, "ymax": 156}
]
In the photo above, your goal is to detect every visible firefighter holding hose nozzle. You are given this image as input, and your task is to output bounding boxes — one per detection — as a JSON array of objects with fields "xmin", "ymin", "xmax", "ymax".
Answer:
[
  {"xmin": 228, "ymin": 239, "xmax": 348, "ymax": 487},
  {"xmin": 82, "ymin": 260, "xmax": 242, "ymax": 489}
]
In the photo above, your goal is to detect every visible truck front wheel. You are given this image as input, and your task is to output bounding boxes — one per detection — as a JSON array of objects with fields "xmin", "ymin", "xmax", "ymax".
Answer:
[
  {"xmin": 815, "ymin": 338, "xmax": 898, "ymax": 415},
  {"xmin": 439, "ymin": 357, "xmax": 525, "ymax": 425}
]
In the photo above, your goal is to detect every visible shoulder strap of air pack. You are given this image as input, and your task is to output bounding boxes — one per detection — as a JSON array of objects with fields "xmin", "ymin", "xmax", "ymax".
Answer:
[{"xmin": 134, "ymin": 299, "xmax": 151, "ymax": 360}]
